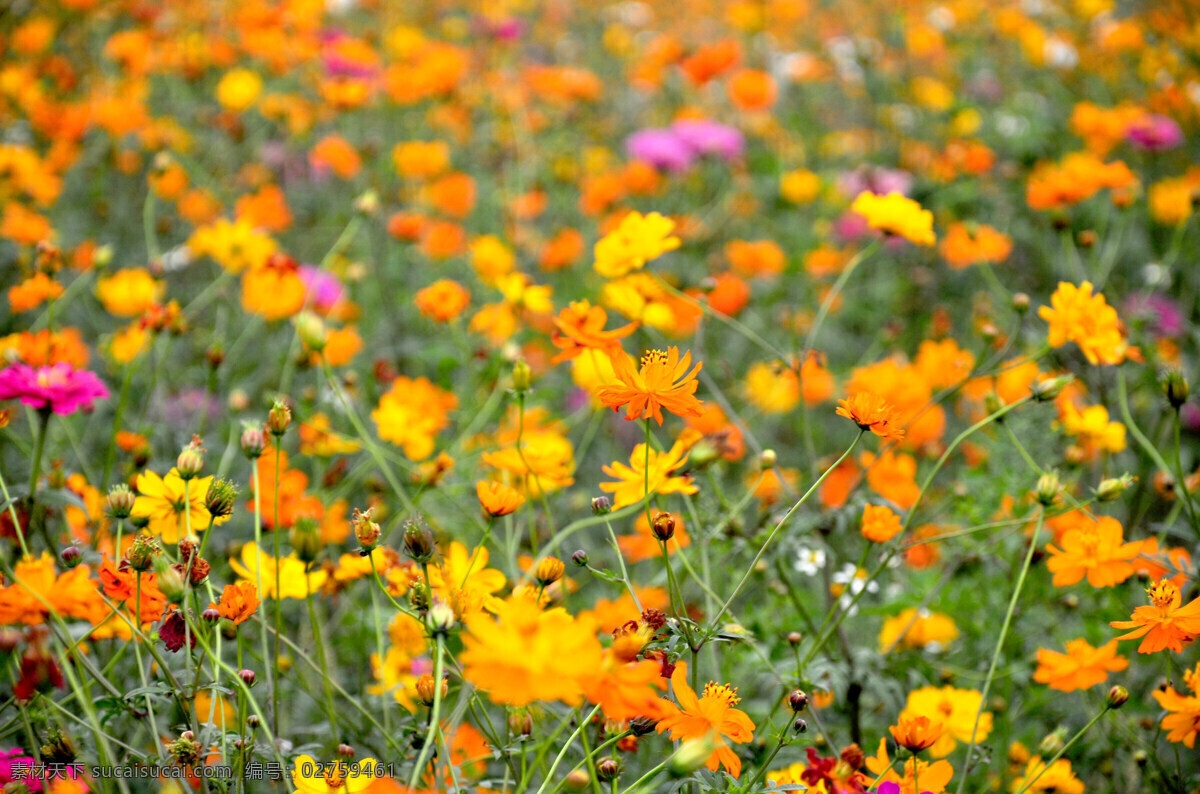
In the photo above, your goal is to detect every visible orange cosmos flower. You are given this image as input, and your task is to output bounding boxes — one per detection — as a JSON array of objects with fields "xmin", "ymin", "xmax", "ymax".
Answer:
[
  {"xmin": 8, "ymin": 272, "xmax": 63, "ymax": 313},
  {"xmin": 598, "ymin": 347, "xmax": 703, "ymax": 425},
  {"xmin": 1111, "ymin": 579, "xmax": 1200, "ymax": 653},
  {"xmin": 836, "ymin": 392, "xmax": 905, "ymax": 440},
  {"xmin": 1152, "ymin": 662, "xmax": 1200, "ymax": 748},
  {"xmin": 550, "ymin": 301, "xmax": 638, "ymax": 363},
  {"xmin": 476, "ymin": 481, "xmax": 525, "ymax": 517},
  {"xmin": 241, "ymin": 254, "xmax": 307, "ymax": 321},
  {"xmin": 0, "ymin": 553, "xmax": 103, "ymax": 626},
  {"xmin": 414, "ymin": 279, "xmax": 470, "ymax": 322},
  {"xmin": 655, "ymin": 663, "xmax": 756, "ymax": 778},
  {"xmin": 1044, "ymin": 515, "xmax": 1140, "ymax": 588},
  {"xmin": 890, "ymin": 714, "xmax": 944, "ymax": 752},
  {"xmin": 209, "ymin": 581, "xmax": 260, "ymax": 626},
  {"xmin": 727, "ymin": 69, "xmax": 777, "ymax": 111},
  {"xmin": 940, "ymin": 222, "xmax": 1012, "ymax": 269},
  {"xmin": 1038, "ymin": 281, "xmax": 1128, "ymax": 365},
  {"xmin": 861, "ymin": 503, "xmax": 903, "ymax": 543},
  {"xmin": 1032, "ymin": 638, "xmax": 1128, "ymax": 692}
]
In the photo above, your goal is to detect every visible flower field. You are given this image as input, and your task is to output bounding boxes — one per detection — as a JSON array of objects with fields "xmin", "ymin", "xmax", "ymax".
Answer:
[{"xmin": 3, "ymin": 0, "xmax": 1200, "ymax": 791}]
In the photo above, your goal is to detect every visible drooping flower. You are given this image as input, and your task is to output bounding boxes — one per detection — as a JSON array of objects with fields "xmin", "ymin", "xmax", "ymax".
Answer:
[
  {"xmin": 1038, "ymin": 281, "xmax": 1128, "ymax": 365},
  {"xmin": 836, "ymin": 392, "xmax": 905, "ymax": 440},
  {"xmin": 654, "ymin": 663, "xmax": 756, "ymax": 778},
  {"xmin": 0, "ymin": 363, "xmax": 109, "ymax": 415},
  {"xmin": 1032, "ymin": 638, "xmax": 1128, "ymax": 692},
  {"xmin": 1110, "ymin": 579, "xmax": 1200, "ymax": 653},
  {"xmin": 849, "ymin": 191, "xmax": 936, "ymax": 246},
  {"xmin": 598, "ymin": 347, "xmax": 703, "ymax": 425},
  {"xmin": 593, "ymin": 211, "xmax": 681, "ymax": 278},
  {"xmin": 476, "ymin": 481, "xmax": 525, "ymax": 517},
  {"xmin": 600, "ymin": 440, "xmax": 698, "ymax": 509}
]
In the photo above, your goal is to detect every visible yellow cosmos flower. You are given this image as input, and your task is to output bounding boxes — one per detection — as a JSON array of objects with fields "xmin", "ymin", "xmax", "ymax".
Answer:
[
  {"xmin": 229, "ymin": 542, "xmax": 328, "ymax": 600},
  {"xmin": 600, "ymin": 440, "xmax": 698, "ymax": 509},
  {"xmin": 131, "ymin": 468, "xmax": 229, "ymax": 544},
  {"xmin": 900, "ymin": 685, "xmax": 992, "ymax": 758},
  {"xmin": 95, "ymin": 268, "xmax": 164, "ymax": 317},
  {"xmin": 850, "ymin": 191, "xmax": 936, "ymax": 246},
  {"xmin": 593, "ymin": 211, "xmax": 681, "ymax": 278}
]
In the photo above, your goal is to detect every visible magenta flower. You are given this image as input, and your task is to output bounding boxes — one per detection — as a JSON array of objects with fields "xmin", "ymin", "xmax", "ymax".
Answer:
[
  {"xmin": 0, "ymin": 363, "xmax": 110, "ymax": 415},
  {"xmin": 1126, "ymin": 114, "xmax": 1184, "ymax": 152},
  {"xmin": 0, "ymin": 748, "xmax": 44, "ymax": 793}
]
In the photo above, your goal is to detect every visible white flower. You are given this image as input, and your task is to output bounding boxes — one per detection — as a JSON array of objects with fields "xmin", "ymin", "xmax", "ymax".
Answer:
[
  {"xmin": 794, "ymin": 546, "xmax": 826, "ymax": 577},
  {"xmin": 832, "ymin": 564, "xmax": 878, "ymax": 616}
]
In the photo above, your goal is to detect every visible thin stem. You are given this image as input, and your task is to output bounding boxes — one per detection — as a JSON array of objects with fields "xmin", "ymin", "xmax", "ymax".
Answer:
[{"xmin": 954, "ymin": 508, "xmax": 1045, "ymax": 794}]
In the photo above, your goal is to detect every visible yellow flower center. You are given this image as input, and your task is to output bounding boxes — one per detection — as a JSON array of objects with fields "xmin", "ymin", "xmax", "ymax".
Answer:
[
  {"xmin": 641, "ymin": 349, "xmax": 668, "ymax": 368},
  {"xmin": 1147, "ymin": 580, "xmax": 1178, "ymax": 608},
  {"xmin": 703, "ymin": 682, "xmax": 741, "ymax": 706}
]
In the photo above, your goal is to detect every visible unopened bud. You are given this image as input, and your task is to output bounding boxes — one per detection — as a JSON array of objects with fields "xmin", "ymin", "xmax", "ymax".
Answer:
[
  {"xmin": 426, "ymin": 602, "xmax": 456, "ymax": 635},
  {"xmin": 794, "ymin": 718, "xmax": 808, "ymax": 734},
  {"xmin": 205, "ymin": 478, "xmax": 238, "ymax": 519},
  {"xmin": 1036, "ymin": 471, "xmax": 1061, "ymax": 506},
  {"xmin": 176, "ymin": 447, "xmax": 204, "ymax": 480},
  {"xmin": 512, "ymin": 360, "xmax": 531, "ymax": 392},
  {"xmin": 651, "ymin": 511, "xmax": 676, "ymax": 541},
  {"xmin": 629, "ymin": 716, "xmax": 658, "ymax": 736},
  {"xmin": 403, "ymin": 520, "xmax": 435, "ymax": 563},
  {"xmin": 267, "ymin": 400, "xmax": 291, "ymax": 436},
  {"xmin": 1011, "ymin": 292, "xmax": 1030, "ymax": 314},
  {"xmin": 508, "ymin": 710, "xmax": 533, "ymax": 737},
  {"xmin": 240, "ymin": 425, "xmax": 266, "ymax": 459},
  {"xmin": 1039, "ymin": 728, "xmax": 1067, "ymax": 756},
  {"xmin": 155, "ymin": 559, "xmax": 187, "ymax": 603},
  {"xmin": 591, "ymin": 496, "xmax": 610, "ymax": 515},
  {"xmin": 1030, "ymin": 376, "xmax": 1070, "ymax": 402},
  {"xmin": 1107, "ymin": 685, "xmax": 1129, "ymax": 709},
  {"xmin": 668, "ymin": 735, "xmax": 717, "ymax": 779},
  {"xmin": 1095, "ymin": 473, "xmax": 1135, "ymax": 502},
  {"xmin": 337, "ymin": 744, "xmax": 355, "ymax": 759},
  {"xmin": 126, "ymin": 535, "xmax": 162, "ymax": 572},
  {"xmin": 60, "ymin": 546, "xmax": 81, "ymax": 569},
  {"xmin": 107, "ymin": 485, "xmax": 136, "ymax": 519},
  {"xmin": 416, "ymin": 674, "xmax": 448, "ymax": 706},
  {"xmin": 353, "ymin": 508, "xmax": 382, "ymax": 551},
  {"xmin": 788, "ymin": 689, "xmax": 808, "ymax": 712},
  {"xmin": 596, "ymin": 759, "xmax": 621, "ymax": 782},
  {"xmin": 354, "ymin": 190, "xmax": 380, "ymax": 216},
  {"xmin": 787, "ymin": 631, "xmax": 802, "ymax": 646},
  {"xmin": 294, "ymin": 311, "xmax": 327, "ymax": 352},
  {"xmin": 760, "ymin": 449, "xmax": 777, "ymax": 468},
  {"xmin": 536, "ymin": 557, "xmax": 565, "ymax": 586},
  {"xmin": 238, "ymin": 669, "xmax": 256, "ymax": 687},
  {"xmin": 202, "ymin": 607, "xmax": 221, "ymax": 623},
  {"xmin": 1162, "ymin": 369, "xmax": 1189, "ymax": 409},
  {"xmin": 289, "ymin": 516, "xmax": 324, "ymax": 563},
  {"xmin": 571, "ymin": 550, "xmax": 589, "ymax": 567}
]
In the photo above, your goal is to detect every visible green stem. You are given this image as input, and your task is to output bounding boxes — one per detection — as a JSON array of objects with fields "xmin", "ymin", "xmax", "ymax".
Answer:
[
  {"xmin": 408, "ymin": 635, "xmax": 445, "ymax": 790},
  {"xmin": 1012, "ymin": 707, "xmax": 1112, "ymax": 794},
  {"xmin": 954, "ymin": 508, "xmax": 1045, "ymax": 794}
]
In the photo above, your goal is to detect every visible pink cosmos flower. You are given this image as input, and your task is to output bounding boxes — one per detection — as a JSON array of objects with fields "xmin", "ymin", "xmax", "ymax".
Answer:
[{"xmin": 0, "ymin": 363, "xmax": 109, "ymax": 415}]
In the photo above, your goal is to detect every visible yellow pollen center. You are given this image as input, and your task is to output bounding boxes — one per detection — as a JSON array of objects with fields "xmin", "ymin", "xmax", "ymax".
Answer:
[
  {"xmin": 641, "ymin": 349, "xmax": 668, "ymax": 368},
  {"xmin": 703, "ymin": 682, "xmax": 741, "ymax": 706}
]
